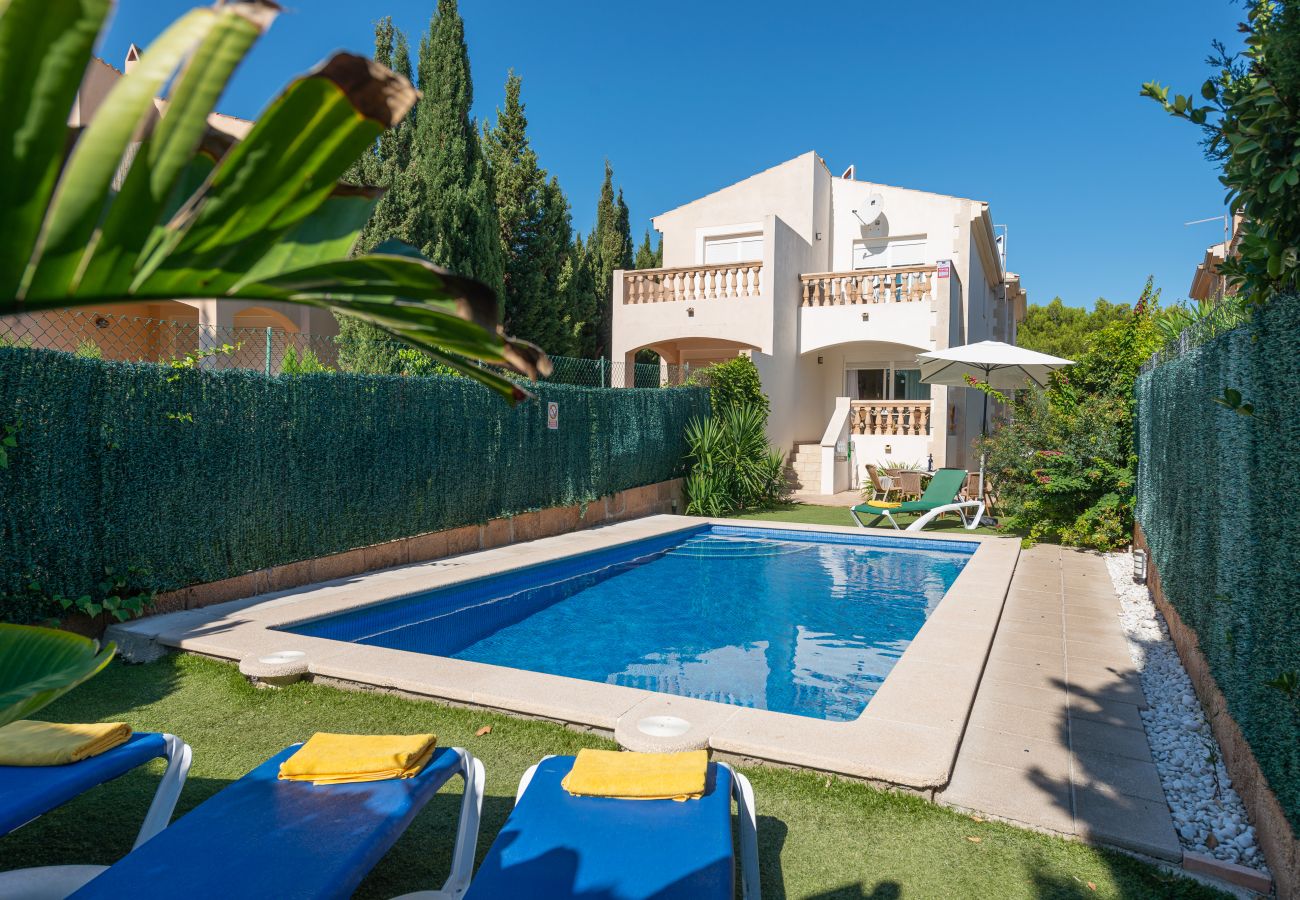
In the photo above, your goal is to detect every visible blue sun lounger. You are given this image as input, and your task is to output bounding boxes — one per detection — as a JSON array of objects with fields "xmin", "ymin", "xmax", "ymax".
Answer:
[
  {"xmin": 0, "ymin": 731, "xmax": 191, "ymax": 897},
  {"xmin": 67, "ymin": 743, "xmax": 484, "ymax": 900},
  {"xmin": 464, "ymin": 755, "xmax": 760, "ymax": 900}
]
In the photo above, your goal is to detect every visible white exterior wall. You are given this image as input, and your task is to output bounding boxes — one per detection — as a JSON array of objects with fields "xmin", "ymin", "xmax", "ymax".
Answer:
[{"xmin": 612, "ymin": 151, "xmax": 1024, "ymax": 482}]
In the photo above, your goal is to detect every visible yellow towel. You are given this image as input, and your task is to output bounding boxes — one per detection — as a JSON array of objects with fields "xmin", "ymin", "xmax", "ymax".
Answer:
[
  {"xmin": 561, "ymin": 749, "xmax": 708, "ymax": 801},
  {"xmin": 867, "ymin": 501, "xmax": 902, "ymax": 509},
  {"xmin": 0, "ymin": 721, "xmax": 131, "ymax": 766},
  {"xmin": 278, "ymin": 732, "xmax": 437, "ymax": 785}
]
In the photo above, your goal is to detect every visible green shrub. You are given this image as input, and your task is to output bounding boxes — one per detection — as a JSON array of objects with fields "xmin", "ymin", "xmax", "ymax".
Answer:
[
  {"xmin": 281, "ymin": 345, "xmax": 334, "ymax": 375},
  {"xmin": 689, "ymin": 356, "xmax": 769, "ymax": 422},
  {"xmin": 73, "ymin": 340, "xmax": 102, "ymax": 360},
  {"xmin": 983, "ymin": 281, "xmax": 1165, "ymax": 550},
  {"xmin": 684, "ymin": 405, "xmax": 786, "ymax": 516}
]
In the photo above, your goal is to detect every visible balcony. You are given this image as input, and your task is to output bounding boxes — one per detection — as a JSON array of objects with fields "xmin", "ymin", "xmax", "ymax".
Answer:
[
  {"xmin": 622, "ymin": 263, "xmax": 762, "ymax": 304},
  {"xmin": 850, "ymin": 400, "xmax": 933, "ymax": 436},
  {"xmin": 801, "ymin": 265, "xmax": 937, "ymax": 307}
]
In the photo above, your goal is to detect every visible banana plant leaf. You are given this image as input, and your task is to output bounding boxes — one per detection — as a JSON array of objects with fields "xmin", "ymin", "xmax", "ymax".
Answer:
[
  {"xmin": 0, "ymin": 625, "xmax": 116, "ymax": 730},
  {"xmin": 0, "ymin": 0, "xmax": 548, "ymax": 400}
]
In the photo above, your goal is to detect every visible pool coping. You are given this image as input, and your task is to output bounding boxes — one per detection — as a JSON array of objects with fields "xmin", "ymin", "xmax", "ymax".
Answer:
[{"xmin": 109, "ymin": 515, "xmax": 1020, "ymax": 791}]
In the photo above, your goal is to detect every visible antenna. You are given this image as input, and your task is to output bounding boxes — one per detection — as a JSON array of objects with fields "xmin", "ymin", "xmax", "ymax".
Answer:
[{"xmin": 1184, "ymin": 214, "xmax": 1230, "ymax": 247}]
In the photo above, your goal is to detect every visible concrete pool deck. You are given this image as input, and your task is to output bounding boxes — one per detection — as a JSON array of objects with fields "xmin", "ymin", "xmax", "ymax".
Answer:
[
  {"xmin": 110, "ymin": 515, "xmax": 1018, "ymax": 792},
  {"xmin": 938, "ymin": 543, "xmax": 1182, "ymax": 861}
]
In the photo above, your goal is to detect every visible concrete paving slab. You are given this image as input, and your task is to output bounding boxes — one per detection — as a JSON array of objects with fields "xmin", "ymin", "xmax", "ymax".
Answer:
[
  {"xmin": 1074, "ymin": 787, "xmax": 1182, "ymax": 861},
  {"xmin": 959, "ymin": 725, "xmax": 1074, "ymax": 781},
  {"xmin": 941, "ymin": 757, "xmax": 1076, "ymax": 834},
  {"xmin": 1069, "ymin": 716, "xmax": 1153, "ymax": 762},
  {"xmin": 1073, "ymin": 750, "xmax": 1168, "ymax": 803}
]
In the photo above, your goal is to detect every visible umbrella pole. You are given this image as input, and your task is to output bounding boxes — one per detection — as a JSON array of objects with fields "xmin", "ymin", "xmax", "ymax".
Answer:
[{"xmin": 977, "ymin": 387, "xmax": 989, "ymax": 525}]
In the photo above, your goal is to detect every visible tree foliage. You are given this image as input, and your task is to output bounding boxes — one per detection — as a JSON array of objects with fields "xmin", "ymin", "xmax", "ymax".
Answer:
[
  {"xmin": 985, "ymin": 280, "xmax": 1166, "ymax": 549},
  {"xmin": 634, "ymin": 230, "xmax": 662, "ymax": 269},
  {"xmin": 581, "ymin": 161, "xmax": 633, "ymax": 358},
  {"xmin": 483, "ymin": 73, "xmax": 575, "ymax": 353},
  {"xmin": 1016, "ymin": 297, "xmax": 1133, "ymax": 360},
  {"xmin": 342, "ymin": 9, "xmax": 626, "ymax": 361},
  {"xmin": 690, "ymin": 356, "xmax": 769, "ymax": 422},
  {"xmin": 413, "ymin": 0, "xmax": 504, "ymax": 299},
  {"xmin": 1143, "ymin": 0, "xmax": 1300, "ymax": 299}
]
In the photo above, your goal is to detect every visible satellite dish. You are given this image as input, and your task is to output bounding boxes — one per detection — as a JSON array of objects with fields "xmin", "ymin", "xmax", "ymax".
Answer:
[{"xmin": 852, "ymin": 193, "xmax": 886, "ymax": 227}]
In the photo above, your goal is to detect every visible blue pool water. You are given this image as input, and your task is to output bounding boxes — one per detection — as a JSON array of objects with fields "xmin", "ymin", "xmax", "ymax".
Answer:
[{"xmin": 284, "ymin": 525, "xmax": 974, "ymax": 721}]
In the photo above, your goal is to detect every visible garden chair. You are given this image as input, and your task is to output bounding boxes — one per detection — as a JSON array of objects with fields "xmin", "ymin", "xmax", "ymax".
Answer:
[
  {"xmin": 463, "ymin": 755, "xmax": 760, "ymax": 900},
  {"xmin": 66, "ymin": 743, "xmax": 484, "ymax": 899},
  {"xmin": 0, "ymin": 731, "xmax": 191, "ymax": 897},
  {"xmin": 863, "ymin": 464, "xmax": 901, "ymax": 503},
  {"xmin": 850, "ymin": 468, "xmax": 984, "ymax": 531}
]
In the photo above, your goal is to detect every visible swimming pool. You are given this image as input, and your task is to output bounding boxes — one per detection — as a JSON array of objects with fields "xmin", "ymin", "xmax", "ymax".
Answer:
[{"xmin": 282, "ymin": 524, "xmax": 974, "ymax": 721}]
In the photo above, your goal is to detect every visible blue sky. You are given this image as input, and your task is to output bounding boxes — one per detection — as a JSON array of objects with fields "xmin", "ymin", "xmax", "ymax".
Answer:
[{"xmin": 101, "ymin": 1, "xmax": 1243, "ymax": 309}]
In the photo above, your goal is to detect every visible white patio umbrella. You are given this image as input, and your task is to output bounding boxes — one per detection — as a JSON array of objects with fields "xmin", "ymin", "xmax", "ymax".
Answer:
[{"xmin": 916, "ymin": 341, "xmax": 1075, "ymax": 519}]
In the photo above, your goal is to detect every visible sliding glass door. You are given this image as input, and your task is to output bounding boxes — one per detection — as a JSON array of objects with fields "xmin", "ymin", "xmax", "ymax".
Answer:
[{"xmin": 846, "ymin": 365, "xmax": 931, "ymax": 401}]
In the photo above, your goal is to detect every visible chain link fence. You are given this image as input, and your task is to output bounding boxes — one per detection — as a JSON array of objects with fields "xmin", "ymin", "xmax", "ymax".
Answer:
[{"xmin": 0, "ymin": 309, "xmax": 695, "ymax": 388}]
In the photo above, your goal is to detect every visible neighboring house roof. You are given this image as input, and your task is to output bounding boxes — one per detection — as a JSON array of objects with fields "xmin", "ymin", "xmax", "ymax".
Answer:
[
  {"xmin": 1188, "ymin": 241, "xmax": 1229, "ymax": 301},
  {"xmin": 75, "ymin": 45, "xmax": 254, "ymax": 140},
  {"xmin": 1187, "ymin": 213, "xmax": 1242, "ymax": 301}
]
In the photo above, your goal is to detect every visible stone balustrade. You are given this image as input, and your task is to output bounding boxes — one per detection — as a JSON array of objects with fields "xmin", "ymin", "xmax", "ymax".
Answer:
[
  {"xmin": 622, "ymin": 263, "xmax": 762, "ymax": 303},
  {"xmin": 801, "ymin": 265, "xmax": 937, "ymax": 306},
  {"xmin": 850, "ymin": 400, "xmax": 932, "ymax": 436}
]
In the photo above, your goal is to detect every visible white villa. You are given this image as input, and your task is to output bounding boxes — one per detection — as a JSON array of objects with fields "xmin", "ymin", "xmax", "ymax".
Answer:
[{"xmin": 611, "ymin": 151, "xmax": 1027, "ymax": 494}]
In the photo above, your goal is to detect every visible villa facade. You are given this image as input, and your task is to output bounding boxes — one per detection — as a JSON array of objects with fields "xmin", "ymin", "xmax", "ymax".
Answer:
[{"xmin": 611, "ymin": 151, "xmax": 1027, "ymax": 493}]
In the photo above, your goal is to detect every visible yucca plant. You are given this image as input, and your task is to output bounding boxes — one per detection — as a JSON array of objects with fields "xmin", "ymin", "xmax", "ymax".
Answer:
[
  {"xmin": 0, "ymin": 625, "xmax": 115, "ymax": 728},
  {"xmin": 0, "ymin": 0, "xmax": 551, "ymax": 713},
  {"xmin": 684, "ymin": 404, "xmax": 787, "ymax": 515},
  {"xmin": 1, "ymin": 0, "xmax": 548, "ymax": 400}
]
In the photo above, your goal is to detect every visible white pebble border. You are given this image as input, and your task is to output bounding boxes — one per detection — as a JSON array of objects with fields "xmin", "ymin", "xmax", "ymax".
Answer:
[{"xmin": 1103, "ymin": 551, "xmax": 1268, "ymax": 873}]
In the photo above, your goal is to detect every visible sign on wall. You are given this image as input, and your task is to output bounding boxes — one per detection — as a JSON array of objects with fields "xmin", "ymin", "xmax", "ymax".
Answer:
[
  {"xmin": 547, "ymin": 401, "xmax": 559, "ymax": 430},
  {"xmin": 936, "ymin": 259, "xmax": 951, "ymax": 279}
]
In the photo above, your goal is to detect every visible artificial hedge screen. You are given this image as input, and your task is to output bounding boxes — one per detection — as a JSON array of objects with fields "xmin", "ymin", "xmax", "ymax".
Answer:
[
  {"xmin": 1135, "ymin": 291, "xmax": 1300, "ymax": 832},
  {"xmin": 0, "ymin": 348, "xmax": 709, "ymax": 616}
]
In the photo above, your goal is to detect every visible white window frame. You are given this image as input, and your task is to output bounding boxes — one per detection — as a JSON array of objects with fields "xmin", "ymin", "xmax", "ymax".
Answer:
[
  {"xmin": 851, "ymin": 236, "xmax": 928, "ymax": 270},
  {"xmin": 695, "ymin": 222, "xmax": 764, "ymax": 266}
]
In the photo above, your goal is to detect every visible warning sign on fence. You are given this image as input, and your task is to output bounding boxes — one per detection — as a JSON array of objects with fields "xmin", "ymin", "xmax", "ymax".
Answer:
[{"xmin": 547, "ymin": 401, "xmax": 559, "ymax": 430}]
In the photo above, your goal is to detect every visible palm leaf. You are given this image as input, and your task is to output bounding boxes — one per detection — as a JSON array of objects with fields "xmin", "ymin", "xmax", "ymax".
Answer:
[{"xmin": 0, "ymin": 625, "xmax": 115, "ymax": 729}]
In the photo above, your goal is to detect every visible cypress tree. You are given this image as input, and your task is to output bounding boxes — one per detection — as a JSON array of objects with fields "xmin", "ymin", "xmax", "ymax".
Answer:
[
  {"xmin": 412, "ymin": 0, "xmax": 504, "ymax": 298},
  {"xmin": 483, "ymin": 72, "xmax": 571, "ymax": 352},
  {"xmin": 336, "ymin": 17, "xmax": 423, "ymax": 370},
  {"xmin": 586, "ymin": 161, "xmax": 633, "ymax": 358},
  {"xmin": 533, "ymin": 176, "xmax": 576, "ymax": 353},
  {"xmin": 561, "ymin": 233, "xmax": 598, "ymax": 358},
  {"xmin": 634, "ymin": 229, "xmax": 662, "ymax": 269}
]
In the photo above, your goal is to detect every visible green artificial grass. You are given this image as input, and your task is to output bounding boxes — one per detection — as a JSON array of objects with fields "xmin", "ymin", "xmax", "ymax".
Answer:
[
  {"xmin": 735, "ymin": 502, "xmax": 1008, "ymax": 537},
  {"xmin": 3, "ymin": 655, "xmax": 1221, "ymax": 898}
]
